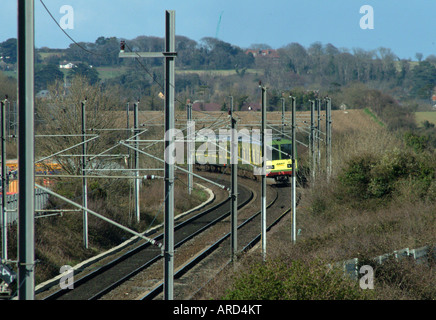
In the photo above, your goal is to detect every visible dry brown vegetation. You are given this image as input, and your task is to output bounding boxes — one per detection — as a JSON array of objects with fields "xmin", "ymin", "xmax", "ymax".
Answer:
[
  {"xmin": 5, "ymin": 105, "xmax": 436, "ymax": 298},
  {"xmin": 198, "ymin": 109, "xmax": 436, "ymax": 300},
  {"xmin": 5, "ymin": 176, "xmax": 208, "ymax": 285},
  {"xmin": 5, "ymin": 81, "xmax": 213, "ymax": 286}
]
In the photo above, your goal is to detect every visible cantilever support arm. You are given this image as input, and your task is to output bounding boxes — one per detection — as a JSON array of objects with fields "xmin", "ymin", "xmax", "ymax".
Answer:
[
  {"xmin": 118, "ymin": 140, "xmax": 230, "ymax": 192},
  {"xmin": 35, "ymin": 184, "xmax": 162, "ymax": 248}
]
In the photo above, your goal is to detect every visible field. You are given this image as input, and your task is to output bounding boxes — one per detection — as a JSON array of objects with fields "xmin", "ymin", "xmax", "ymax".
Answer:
[
  {"xmin": 175, "ymin": 68, "xmax": 263, "ymax": 76},
  {"xmin": 92, "ymin": 67, "xmax": 264, "ymax": 81},
  {"xmin": 415, "ymin": 111, "xmax": 436, "ymax": 127},
  {"xmin": 38, "ymin": 51, "xmax": 64, "ymax": 60},
  {"xmin": 95, "ymin": 66, "xmax": 130, "ymax": 81}
]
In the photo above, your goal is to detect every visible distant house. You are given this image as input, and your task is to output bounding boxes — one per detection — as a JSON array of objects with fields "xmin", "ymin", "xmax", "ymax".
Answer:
[
  {"xmin": 245, "ymin": 49, "xmax": 259, "ymax": 57},
  {"xmin": 59, "ymin": 62, "xmax": 76, "ymax": 69},
  {"xmin": 245, "ymin": 49, "xmax": 279, "ymax": 58}
]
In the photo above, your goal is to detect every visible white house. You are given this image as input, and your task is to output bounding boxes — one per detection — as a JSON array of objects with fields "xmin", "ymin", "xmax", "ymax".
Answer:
[{"xmin": 59, "ymin": 62, "xmax": 76, "ymax": 69}]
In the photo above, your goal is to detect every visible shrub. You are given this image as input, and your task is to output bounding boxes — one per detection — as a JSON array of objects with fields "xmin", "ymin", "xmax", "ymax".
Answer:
[
  {"xmin": 338, "ymin": 149, "xmax": 434, "ymax": 201},
  {"xmin": 223, "ymin": 259, "xmax": 372, "ymax": 300},
  {"xmin": 364, "ymin": 255, "xmax": 436, "ymax": 300},
  {"xmin": 338, "ymin": 153, "xmax": 377, "ymax": 200},
  {"xmin": 404, "ymin": 131, "xmax": 428, "ymax": 153},
  {"xmin": 223, "ymin": 259, "xmax": 288, "ymax": 300}
]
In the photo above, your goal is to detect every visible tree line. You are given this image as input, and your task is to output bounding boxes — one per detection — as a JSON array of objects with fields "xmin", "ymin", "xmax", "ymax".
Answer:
[
  {"xmin": 0, "ymin": 35, "xmax": 254, "ymax": 71},
  {"xmin": 2, "ymin": 35, "xmax": 436, "ymax": 109},
  {"xmin": 259, "ymin": 42, "xmax": 436, "ymax": 102}
]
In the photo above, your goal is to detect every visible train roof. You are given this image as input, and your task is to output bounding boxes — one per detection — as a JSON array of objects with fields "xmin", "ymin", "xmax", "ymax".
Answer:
[{"xmin": 196, "ymin": 134, "xmax": 292, "ymax": 145}]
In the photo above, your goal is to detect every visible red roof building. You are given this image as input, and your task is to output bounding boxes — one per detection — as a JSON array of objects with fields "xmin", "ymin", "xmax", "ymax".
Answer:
[{"xmin": 245, "ymin": 49, "xmax": 279, "ymax": 58}]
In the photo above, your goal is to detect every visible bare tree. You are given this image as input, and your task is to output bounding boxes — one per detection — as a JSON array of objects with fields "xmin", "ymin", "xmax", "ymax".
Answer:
[{"xmin": 35, "ymin": 76, "xmax": 119, "ymax": 175}]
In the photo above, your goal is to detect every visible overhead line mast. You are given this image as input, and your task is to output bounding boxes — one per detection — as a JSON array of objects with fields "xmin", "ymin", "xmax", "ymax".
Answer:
[
  {"xmin": 119, "ymin": 10, "xmax": 177, "ymax": 301},
  {"xmin": 17, "ymin": 0, "xmax": 36, "ymax": 300},
  {"xmin": 260, "ymin": 83, "xmax": 267, "ymax": 261}
]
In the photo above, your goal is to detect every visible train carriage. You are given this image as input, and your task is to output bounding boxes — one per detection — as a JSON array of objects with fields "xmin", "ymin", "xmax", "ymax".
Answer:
[{"xmin": 194, "ymin": 134, "xmax": 297, "ymax": 184}]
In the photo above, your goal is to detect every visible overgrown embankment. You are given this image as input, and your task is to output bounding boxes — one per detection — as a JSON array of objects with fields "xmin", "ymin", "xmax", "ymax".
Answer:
[
  {"xmin": 6, "ymin": 178, "xmax": 208, "ymax": 285},
  {"xmin": 202, "ymin": 109, "xmax": 436, "ymax": 300}
]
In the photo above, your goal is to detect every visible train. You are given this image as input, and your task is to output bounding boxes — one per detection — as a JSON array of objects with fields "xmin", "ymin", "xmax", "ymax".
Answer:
[
  {"xmin": 265, "ymin": 138, "xmax": 296, "ymax": 183},
  {"xmin": 194, "ymin": 136, "xmax": 297, "ymax": 184}
]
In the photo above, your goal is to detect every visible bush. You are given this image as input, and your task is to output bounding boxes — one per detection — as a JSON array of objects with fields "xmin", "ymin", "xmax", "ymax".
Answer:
[
  {"xmin": 223, "ymin": 259, "xmax": 372, "ymax": 300},
  {"xmin": 339, "ymin": 149, "xmax": 434, "ymax": 201},
  {"xmin": 338, "ymin": 153, "xmax": 377, "ymax": 200},
  {"xmin": 359, "ymin": 255, "xmax": 436, "ymax": 300},
  {"xmin": 404, "ymin": 131, "xmax": 428, "ymax": 153}
]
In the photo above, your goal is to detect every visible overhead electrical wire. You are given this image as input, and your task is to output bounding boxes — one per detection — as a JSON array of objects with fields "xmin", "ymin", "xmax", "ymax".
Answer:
[
  {"xmin": 123, "ymin": 41, "xmax": 227, "ymax": 122},
  {"xmin": 38, "ymin": 0, "xmax": 242, "ymax": 189},
  {"xmin": 39, "ymin": 0, "xmax": 107, "ymax": 57},
  {"xmin": 40, "ymin": 0, "xmax": 229, "ymax": 125}
]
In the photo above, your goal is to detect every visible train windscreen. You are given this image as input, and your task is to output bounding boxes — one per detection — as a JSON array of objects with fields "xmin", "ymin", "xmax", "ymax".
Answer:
[
  {"xmin": 271, "ymin": 144, "xmax": 280, "ymax": 161},
  {"xmin": 280, "ymin": 144, "xmax": 292, "ymax": 159}
]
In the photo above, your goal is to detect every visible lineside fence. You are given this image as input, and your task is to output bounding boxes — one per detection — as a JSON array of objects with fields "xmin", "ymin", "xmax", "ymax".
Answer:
[
  {"xmin": 335, "ymin": 245, "xmax": 436, "ymax": 280},
  {"xmin": 1, "ymin": 188, "xmax": 49, "ymax": 225}
]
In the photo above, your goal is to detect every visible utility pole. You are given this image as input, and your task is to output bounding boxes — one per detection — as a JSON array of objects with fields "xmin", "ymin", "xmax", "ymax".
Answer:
[
  {"xmin": 230, "ymin": 115, "xmax": 238, "ymax": 262},
  {"xmin": 317, "ymin": 99, "xmax": 321, "ymax": 169},
  {"xmin": 119, "ymin": 10, "xmax": 177, "ymax": 300},
  {"xmin": 310, "ymin": 100, "xmax": 315, "ymax": 179},
  {"xmin": 187, "ymin": 101, "xmax": 193, "ymax": 195},
  {"xmin": 290, "ymin": 96, "xmax": 297, "ymax": 244},
  {"xmin": 326, "ymin": 97, "xmax": 332, "ymax": 181},
  {"xmin": 17, "ymin": 0, "xmax": 35, "ymax": 300},
  {"xmin": 126, "ymin": 102, "xmax": 131, "ymax": 164},
  {"xmin": 126, "ymin": 102, "xmax": 130, "ymax": 140},
  {"xmin": 163, "ymin": 10, "xmax": 176, "ymax": 301},
  {"xmin": 134, "ymin": 101, "xmax": 140, "ymax": 223},
  {"xmin": 81, "ymin": 100, "xmax": 88, "ymax": 249},
  {"xmin": 261, "ymin": 84, "xmax": 267, "ymax": 261},
  {"xmin": 1, "ymin": 98, "xmax": 7, "ymax": 261},
  {"xmin": 281, "ymin": 97, "xmax": 285, "ymax": 137}
]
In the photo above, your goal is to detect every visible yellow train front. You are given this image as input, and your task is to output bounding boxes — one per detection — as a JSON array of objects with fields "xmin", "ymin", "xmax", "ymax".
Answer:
[
  {"xmin": 265, "ymin": 138, "xmax": 297, "ymax": 183},
  {"xmin": 194, "ymin": 136, "xmax": 296, "ymax": 184}
]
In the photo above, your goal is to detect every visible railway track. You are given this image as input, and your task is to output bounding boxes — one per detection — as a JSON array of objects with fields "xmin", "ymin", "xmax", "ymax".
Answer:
[
  {"xmin": 42, "ymin": 176, "xmax": 253, "ymax": 300},
  {"xmin": 141, "ymin": 183, "xmax": 292, "ymax": 300}
]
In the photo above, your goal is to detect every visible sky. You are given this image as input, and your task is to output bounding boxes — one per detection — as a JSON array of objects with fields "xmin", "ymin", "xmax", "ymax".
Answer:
[{"xmin": 1, "ymin": 0, "xmax": 436, "ymax": 60}]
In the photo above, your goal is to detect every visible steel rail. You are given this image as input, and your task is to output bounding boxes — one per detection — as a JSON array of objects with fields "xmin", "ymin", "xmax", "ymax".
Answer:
[
  {"xmin": 140, "ymin": 187, "xmax": 281, "ymax": 300},
  {"xmin": 87, "ymin": 185, "xmax": 253, "ymax": 300},
  {"xmin": 42, "ymin": 182, "xmax": 252, "ymax": 300}
]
